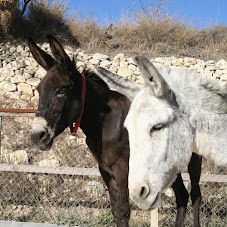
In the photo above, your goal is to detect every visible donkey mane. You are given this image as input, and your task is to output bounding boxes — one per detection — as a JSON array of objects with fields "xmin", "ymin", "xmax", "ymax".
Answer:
[
  {"xmin": 155, "ymin": 64, "xmax": 227, "ymax": 112},
  {"xmin": 83, "ymin": 69, "xmax": 127, "ymax": 104},
  {"xmin": 83, "ymin": 69, "xmax": 109, "ymax": 89},
  {"xmin": 154, "ymin": 64, "xmax": 227, "ymax": 165}
]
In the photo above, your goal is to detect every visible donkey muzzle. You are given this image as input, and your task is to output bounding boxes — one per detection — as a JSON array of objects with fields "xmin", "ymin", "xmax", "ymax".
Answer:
[{"xmin": 31, "ymin": 117, "xmax": 54, "ymax": 150}]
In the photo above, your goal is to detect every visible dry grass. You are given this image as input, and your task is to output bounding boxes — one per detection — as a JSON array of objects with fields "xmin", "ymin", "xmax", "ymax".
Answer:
[{"xmin": 1, "ymin": 0, "xmax": 227, "ymax": 59}]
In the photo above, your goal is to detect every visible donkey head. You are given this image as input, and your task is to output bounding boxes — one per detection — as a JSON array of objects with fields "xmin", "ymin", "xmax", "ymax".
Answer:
[
  {"xmin": 29, "ymin": 35, "xmax": 84, "ymax": 150},
  {"xmin": 96, "ymin": 55, "xmax": 193, "ymax": 210}
]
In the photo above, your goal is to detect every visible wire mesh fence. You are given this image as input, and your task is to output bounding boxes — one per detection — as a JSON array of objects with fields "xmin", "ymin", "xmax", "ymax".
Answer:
[{"xmin": 0, "ymin": 114, "xmax": 226, "ymax": 226}]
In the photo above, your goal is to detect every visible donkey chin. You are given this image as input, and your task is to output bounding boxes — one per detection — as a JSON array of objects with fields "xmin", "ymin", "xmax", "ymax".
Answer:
[
  {"xmin": 31, "ymin": 117, "xmax": 55, "ymax": 150},
  {"xmin": 130, "ymin": 192, "xmax": 161, "ymax": 211},
  {"xmin": 129, "ymin": 172, "xmax": 178, "ymax": 211}
]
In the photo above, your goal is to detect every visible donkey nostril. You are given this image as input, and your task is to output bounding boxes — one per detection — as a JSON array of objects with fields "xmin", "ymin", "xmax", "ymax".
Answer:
[
  {"xmin": 39, "ymin": 131, "xmax": 46, "ymax": 140},
  {"xmin": 140, "ymin": 187, "xmax": 145, "ymax": 197},
  {"xmin": 140, "ymin": 186, "xmax": 149, "ymax": 199}
]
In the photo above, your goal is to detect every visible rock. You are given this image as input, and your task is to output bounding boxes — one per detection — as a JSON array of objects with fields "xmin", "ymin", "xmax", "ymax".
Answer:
[
  {"xmin": 117, "ymin": 68, "xmax": 133, "ymax": 78},
  {"xmin": 35, "ymin": 68, "xmax": 46, "ymax": 78},
  {"xmin": 184, "ymin": 57, "xmax": 196, "ymax": 66},
  {"xmin": 131, "ymin": 74, "xmax": 137, "ymax": 81},
  {"xmin": 23, "ymin": 72, "xmax": 32, "ymax": 80},
  {"xmin": 204, "ymin": 69, "xmax": 213, "ymax": 78},
  {"xmin": 205, "ymin": 65, "xmax": 217, "ymax": 71},
  {"xmin": 171, "ymin": 59, "xmax": 183, "ymax": 66},
  {"xmin": 76, "ymin": 61, "xmax": 86, "ymax": 68},
  {"xmin": 79, "ymin": 53, "xmax": 92, "ymax": 61},
  {"xmin": 65, "ymin": 49, "xmax": 73, "ymax": 57},
  {"xmin": 87, "ymin": 64, "xmax": 95, "ymax": 71},
  {"xmin": 113, "ymin": 53, "xmax": 124, "ymax": 60},
  {"xmin": 219, "ymin": 65, "xmax": 227, "ymax": 70},
  {"xmin": 164, "ymin": 188, "xmax": 173, "ymax": 197},
  {"xmin": 24, "ymin": 65, "xmax": 37, "ymax": 75},
  {"xmin": 120, "ymin": 59, "xmax": 127, "ymax": 68},
  {"xmin": 163, "ymin": 60, "xmax": 172, "ymax": 66},
  {"xmin": 17, "ymin": 83, "xmax": 33, "ymax": 96},
  {"xmin": 112, "ymin": 58, "xmax": 120, "ymax": 67},
  {"xmin": 0, "ymin": 81, "xmax": 16, "ymax": 92},
  {"xmin": 128, "ymin": 64, "xmax": 137, "ymax": 71},
  {"xmin": 5, "ymin": 91, "xmax": 20, "ymax": 100},
  {"xmin": 154, "ymin": 57, "xmax": 165, "ymax": 64},
  {"xmin": 136, "ymin": 76, "xmax": 144, "ymax": 84},
  {"xmin": 126, "ymin": 57, "xmax": 135, "ymax": 65},
  {"xmin": 26, "ymin": 78, "xmax": 40, "ymax": 87},
  {"xmin": 109, "ymin": 65, "xmax": 118, "ymax": 73},
  {"xmin": 21, "ymin": 50, "xmax": 29, "ymax": 57},
  {"xmin": 216, "ymin": 59, "xmax": 227, "ymax": 66},
  {"xmin": 26, "ymin": 58, "xmax": 39, "ymax": 67},
  {"xmin": 8, "ymin": 150, "xmax": 28, "ymax": 164},
  {"xmin": 113, "ymin": 53, "xmax": 124, "ymax": 67},
  {"xmin": 206, "ymin": 60, "xmax": 215, "ymax": 65},
  {"xmin": 41, "ymin": 43, "xmax": 49, "ymax": 50},
  {"xmin": 88, "ymin": 58, "xmax": 100, "ymax": 66},
  {"xmin": 221, "ymin": 69, "xmax": 227, "ymax": 74},
  {"xmin": 93, "ymin": 53, "xmax": 109, "ymax": 60},
  {"xmin": 16, "ymin": 45, "xmax": 24, "ymax": 53},
  {"xmin": 7, "ymin": 60, "xmax": 26, "ymax": 70},
  {"xmin": 220, "ymin": 74, "xmax": 227, "ymax": 81},
  {"xmin": 11, "ymin": 75, "xmax": 25, "ymax": 84},
  {"xmin": 31, "ymin": 90, "xmax": 39, "ymax": 103},
  {"xmin": 38, "ymin": 158, "xmax": 60, "ymax": 166},
  {"xmin": 133, "ymin": 70, "xmax": 140, "ymax": 75},
  {"xmin": 9, "ymin": 46, "xmax": 16, "ymax": 53},
  {"xmin": 15, "ymin": 70, "xmax": 23, "ymax": 75},
  {"xmin": 24, "ymin": 46, "xmax": 30, "ymax": 52},
  {"xmin": 215, "ymin": 70, "xmax": 223, "ymax": 75},
  {"xmin": 100, "ymin": 60, "xmax": 112, "ymax": 68}
]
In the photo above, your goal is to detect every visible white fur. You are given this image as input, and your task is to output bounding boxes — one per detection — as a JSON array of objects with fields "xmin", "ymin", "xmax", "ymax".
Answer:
[
  {"xmin": 32, "ymin": 117, "xmax": 48, "ymax": 134},
  {"xmin": 32, "ymin": 117, "xmax": 54, "ymax": 143}
]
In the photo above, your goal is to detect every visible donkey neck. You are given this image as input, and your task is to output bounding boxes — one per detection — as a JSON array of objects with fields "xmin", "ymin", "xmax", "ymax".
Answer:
[{"xmin": 79, "ymin": 75, "xmax": 111, "ymax": 141}]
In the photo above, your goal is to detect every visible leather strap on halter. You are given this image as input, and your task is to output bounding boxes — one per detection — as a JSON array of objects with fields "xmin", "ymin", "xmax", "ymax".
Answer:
[{"xmin": 70, "ymin": 73, "xmax": 86, "ymax": 136}]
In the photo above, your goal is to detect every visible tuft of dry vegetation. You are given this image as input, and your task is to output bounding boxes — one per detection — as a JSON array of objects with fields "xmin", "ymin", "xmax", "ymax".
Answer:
[{"xmin": 0, "ymin": 0, "xmax": 227, "ymax": 60}]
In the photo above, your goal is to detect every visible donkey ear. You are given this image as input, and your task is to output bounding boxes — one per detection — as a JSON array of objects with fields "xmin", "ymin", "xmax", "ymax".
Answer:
[
  {"xmin": 95, "ymin": 67, "xmax": 140, "ymax": 101},
  {"xmin": 28, "ymin": 37, "xmax": 56, "ymax": 70},
  {"xmin": 134, "ymin": 55, "xmax": 164, "ymax": 98},
  {"xmin": 47, "ymin": 35, "xmax": 73, "ymax": 69}
]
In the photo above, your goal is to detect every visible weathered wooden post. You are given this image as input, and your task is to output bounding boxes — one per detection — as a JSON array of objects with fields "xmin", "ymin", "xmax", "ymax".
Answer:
[{"xmin": 150, "ymin": 208, "xmax": 159, "ymax": 227}]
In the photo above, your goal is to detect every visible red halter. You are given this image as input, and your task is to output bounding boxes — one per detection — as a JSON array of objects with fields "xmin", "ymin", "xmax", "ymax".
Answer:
[{"xmin": 70, "ymin": 73, "xmax": 86, "ymax": 136}]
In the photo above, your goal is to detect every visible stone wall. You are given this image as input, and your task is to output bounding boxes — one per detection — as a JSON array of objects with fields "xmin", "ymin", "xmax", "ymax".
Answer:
[{"xmin": 0, "ymin": 41, "xmax": 227, "ymax": 108}]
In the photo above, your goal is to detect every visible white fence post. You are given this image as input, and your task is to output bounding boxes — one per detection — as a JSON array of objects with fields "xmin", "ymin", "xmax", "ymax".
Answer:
[{"xmin": 150, "ymin": 208, "xmax": 158, "ymax": 227}]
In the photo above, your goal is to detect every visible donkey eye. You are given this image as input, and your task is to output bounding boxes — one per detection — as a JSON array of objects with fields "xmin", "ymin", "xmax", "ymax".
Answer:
[
  {"xmin": 150, "ymin": 124, "xmax": 163, "ymax": 135},
  {"xmin": 56, "ymin": 88, "xmax": 68, "ymax": 97}
]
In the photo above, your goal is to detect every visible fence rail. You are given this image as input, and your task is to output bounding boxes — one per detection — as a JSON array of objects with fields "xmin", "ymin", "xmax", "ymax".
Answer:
[
  {"xmin": 0, "ymin": 164, "xmax": 100, "ymax": 176},
  {"xmin": 0, "ymin": 163, "xmax": 226, "ymax": 183}
]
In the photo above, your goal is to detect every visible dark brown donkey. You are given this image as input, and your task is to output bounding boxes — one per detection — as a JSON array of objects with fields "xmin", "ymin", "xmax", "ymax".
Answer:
[{"xmin": 29, "ymin": 35, "xmax": 202, "ymax": 227}]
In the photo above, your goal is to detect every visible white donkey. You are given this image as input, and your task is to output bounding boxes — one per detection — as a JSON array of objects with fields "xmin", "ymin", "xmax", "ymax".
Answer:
[{"xmin": 95, "ymin": 55, "xmax": 227, "ymax": 211}]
